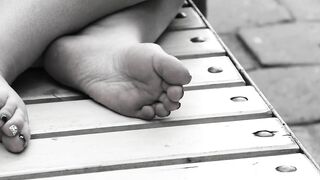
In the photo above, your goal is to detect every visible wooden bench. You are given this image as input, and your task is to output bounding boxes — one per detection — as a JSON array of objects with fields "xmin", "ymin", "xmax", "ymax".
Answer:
[{"xmin": 2, "ymin": 1, "xmax": 320, "ymax": 179}]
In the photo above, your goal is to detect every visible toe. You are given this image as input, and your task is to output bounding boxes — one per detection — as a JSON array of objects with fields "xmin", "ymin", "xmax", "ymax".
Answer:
[
  {"xmin": 2, "ymin": 124, "xmax": 30, "ymax": 153},
  {"xmin": 2, "ymin": 109, "xmax": 25, "ymax": 137},
  {"xmin": 167, "ymin": 86, "xmax": 184, "ymax": 102},
  {"xmin": 0, "ymin": 96, "xmax": 17, "ymax": 126},
  {"xmin": 154, "ymin": 103, "xmax": 170, "ymax": 117},
  {"xmin": 152, "ymin": 45, "xmax": 192, "ymax": 85},
  {"xmin": 159, "ymin": 93, "xmax": 181, "ymax": 111},
  {"xmin": 136, "ymin": 105, "xmax": 155, "ymax": 120}
]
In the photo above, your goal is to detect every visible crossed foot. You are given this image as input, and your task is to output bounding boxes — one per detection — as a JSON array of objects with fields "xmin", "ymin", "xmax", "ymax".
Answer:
[
  {"xmin": 0, "ymin": 76, "xmax": 30, "ymax": 153},
  {"xmin": 0, "ymin": 37, "xmax": 191, "ymax": 152}
]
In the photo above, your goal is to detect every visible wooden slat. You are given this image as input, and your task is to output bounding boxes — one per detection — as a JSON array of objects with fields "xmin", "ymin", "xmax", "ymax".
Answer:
[
  {"xmin": 168, "ymin": 7, "xmax": 206, "ymax": 30},
  {"xmin": 30, "ymin": 154, "xmax": 320, "ymax": 180},
  {"xmin": 184, "ymin": 56, "xmax": 245, "ymax": 90},
  {"xmin": 28, "ymin": 86, "xmax": 271, "ymax": 138},
  {"xmin": 157, "ymin": 29, "xmax": 226, "ymax": 59},
  {"xmin": 12, "ymin": 69, "xmax": 86, "ymax": 104},
  {"xmin": 0, "ymin": 118, "xmax": 298, "ymax": 179}
]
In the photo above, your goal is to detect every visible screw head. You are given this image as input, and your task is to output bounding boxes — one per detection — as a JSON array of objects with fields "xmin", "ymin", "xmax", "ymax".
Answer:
[
  {"xmin": 208, "ymin": 66, "xmax": 223, "ymax": 73},
  {"xmin": 190, "ymin": 37, "xmax": 206, "ymax": 43},
  {"xmin": 276, "ymin": 165, "xmax": 297, "ymax": 172},
  {"xmin": 176, "ymin": 12, "xmax": 187, "ymax": 19},
  {"xmin": 230, "ymin": 96, "xmax": 248, "ymax": 102},
  {"xmin": 253, "ymin": 130, "xmax": 276, "ymax": 137}
]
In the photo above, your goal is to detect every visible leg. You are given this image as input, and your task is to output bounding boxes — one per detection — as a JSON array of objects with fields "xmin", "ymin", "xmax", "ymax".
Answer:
[
  {"xmin": 44, "ymin": 0, "xmax": 191, "ymax": 119},
  {"xmin": 0, "ymin": 0, "xmax": 146, "ymax": 153}
]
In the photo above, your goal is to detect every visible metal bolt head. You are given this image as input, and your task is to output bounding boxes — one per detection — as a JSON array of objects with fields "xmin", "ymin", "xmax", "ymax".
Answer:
[
  {"xmin": 253, "ymin": 130, "xmax": 276, "ymax": 137},
  {"xmin": 230, "ymin": 96, "xmax": 248, "ymax": 102},
  {"xmin": 190, "ymin": 37, "xmax": 206, "ymax": 43},
  {"xmin": 276, "ymin": 165, "xmax": 297, "ymax": 172},
  {"xmin": 182, "ymin": 1, "xmax": 190, "ymax": 7},
  {"xmin": 208, "ymin": 66, "xmax": 223, "ymax": 73},
  {"xmin": 176, "ymin": 12, "xmax": 187, "ymax": 19}
]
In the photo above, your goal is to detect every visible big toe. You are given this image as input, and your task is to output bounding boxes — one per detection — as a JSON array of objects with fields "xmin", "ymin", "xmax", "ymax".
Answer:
[{"xmin": 151, "ymin": 45, "xmax": 192, "ymax": 85}]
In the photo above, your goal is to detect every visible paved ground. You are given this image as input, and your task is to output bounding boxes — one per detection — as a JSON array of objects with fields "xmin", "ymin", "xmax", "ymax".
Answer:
[{"xmin": 205, "ymin": 0, "xmax": 320, "ymax": 165}]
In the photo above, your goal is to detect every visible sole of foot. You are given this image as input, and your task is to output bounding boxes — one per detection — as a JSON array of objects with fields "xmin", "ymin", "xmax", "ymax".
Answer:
[{"xmin": 45, "ymin": 36, "xmax": 191, "ymax": 120}]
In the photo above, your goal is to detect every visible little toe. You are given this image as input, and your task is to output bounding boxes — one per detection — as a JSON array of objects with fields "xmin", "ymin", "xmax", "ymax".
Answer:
[
  {"xmin": 154, "ymin": 103, "xmax": 170, "ymax": 117},
  {"xmin": 167, "ymin": 86, "xmax": 184, "ymax": 102},
  {"xmin": 2, "ymin": 109, "xmax": 25, "ymax": 137},
  {"xmin": 136, "ymin": 105, "xmax": 155, "ymax": 120},
  {"xmin": 159, "ymin": 93, "xmax": 181, "ymax": 111},
  {"xmin": 2, "ymin": 125, "xmax": 30, "ymax": 153}
]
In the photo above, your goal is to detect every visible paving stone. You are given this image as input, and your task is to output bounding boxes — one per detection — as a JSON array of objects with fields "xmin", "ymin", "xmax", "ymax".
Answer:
[
  {"xmin": 291, "ymin": 124, "xmax": 320, "ymax": 165},
  {"xmin": 248, "ymin": 66, "xmax": 320, "ymax": 125},
  {"xmin": 207, "ymin": 0, "xmax": 291, "ymax": 33},
  {"xmin": 220, "ymin": 34, "xmax": 259, "ymax": 70},
  {"xmin": 279, "ymin": 0, "xmax": 320, "ymax": 21},
  {"xmin": 239, "ymin": 23, "xmax": 320, "ymax": 65}
]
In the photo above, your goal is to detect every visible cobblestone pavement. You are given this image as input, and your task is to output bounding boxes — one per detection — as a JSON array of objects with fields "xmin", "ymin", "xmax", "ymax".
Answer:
[{"xmin": 206, "ymin": 0, "xmax": 320, "ymax": 164}]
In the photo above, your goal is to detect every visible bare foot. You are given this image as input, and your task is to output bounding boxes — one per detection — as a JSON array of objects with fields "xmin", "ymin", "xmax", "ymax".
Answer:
[
  {"xmin": 44, "ymin": 36, "xmax": 191, "ymax": 119},
  {"xmin": 0, "ymin": 76, "xmax": 30, "ymax": 153}
]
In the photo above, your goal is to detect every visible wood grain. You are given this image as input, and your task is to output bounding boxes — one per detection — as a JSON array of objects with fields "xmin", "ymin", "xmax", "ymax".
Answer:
[
  {"xmin": 157, "ymin": 29, "xmax": 226, "ymax": 59},
  {"xmin": 0, "ymin": 118, "xmax": 298, "ymax": 179},
  {"xmin": 27, "ymin": 86, "xmax": 271, "ymax": 138}
]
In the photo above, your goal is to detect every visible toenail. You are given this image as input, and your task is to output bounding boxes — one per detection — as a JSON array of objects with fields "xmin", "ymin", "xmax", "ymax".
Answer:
[
  {"xmin": 9, "ymin": 125, "xmax": 18, "ymax": 136},
  {"xmin": 1, "ymin": 114, "xmax": 8, "ymax": 123},
  {"xmin": 176, "ymin": 103, "xmax": 181, "ymax": 109},
  {"xmin": 18, "ymin": 134, "xmax": 26, "ymax": 145}
]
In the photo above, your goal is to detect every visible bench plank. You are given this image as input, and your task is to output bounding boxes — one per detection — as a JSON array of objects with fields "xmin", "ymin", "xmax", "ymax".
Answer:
[
  {"xmin": 0, "ymin": 118, "xmax": 298, "ymax": 179},
  {"xmin": 30, "ymin": 154, "xmax": 320, "ymax": 180},
  {"xmin": 28, "ymin": 86, "xmax": 271, "ymax": 138},
  {"xmin": 184, "ymin": 56, "xmax": 245, "ymax": 90},
  {"xmin": 157, "ymin": 29, "xmax": 226, "ymax": 59},
  {"xmin": 12, "ymin": 69, "xmax": 85, "ymax": 104},
  {"xmin": 168, "ymin": 7, "xmax": 206, "ymax": 30}
]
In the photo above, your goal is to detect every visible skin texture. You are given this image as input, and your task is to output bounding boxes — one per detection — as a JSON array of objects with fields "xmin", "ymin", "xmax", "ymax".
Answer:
[{"xmin": 0, "ymin": 0, "xmax": 189, "ymax": 153}]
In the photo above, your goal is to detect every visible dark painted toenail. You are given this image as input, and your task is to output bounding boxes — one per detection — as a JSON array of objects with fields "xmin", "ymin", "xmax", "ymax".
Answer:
[
  {"xmin": 176, "ymin": 12, "xmax": 187, "ymax": 19},
  {"xmin": 1, "ymin": 114, "xmax": 8, "ymax": 123},
  {"xmin": 19, "ymin": 134, "xmax": 26, "ymax": 144},
  {"xmin": 190, "ymin": 37, "xmax": 206, "ymax": 43}
]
